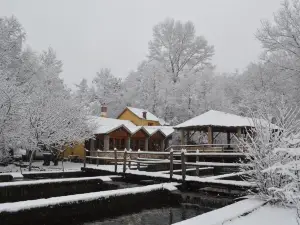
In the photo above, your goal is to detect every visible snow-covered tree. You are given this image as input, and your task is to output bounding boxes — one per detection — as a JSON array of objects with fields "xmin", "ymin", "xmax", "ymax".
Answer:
[
  {"xmin": 91, "ymin": 68, "xmax": 123, "ymax": 117},
  {"xmin": 239, "ymin": 100, "xmax": 300, "ymax": 206},
  {"xmin": 0, "ymin": 16, "xmax": 26, "ymax": 163},
  {"xmin": 0, "ymin": 16, "xmax": 94, "ymax": 166},
  {"xmin": 148, "ymin": 18, "xmax": 214, "ymax": 83},
  {"xmin": 257, "ymin": 0, "xmax": 300, "ymax": 73},
  {"xmin": 21, "ymin": 49, "xmax": 93, "ymax": 170}
]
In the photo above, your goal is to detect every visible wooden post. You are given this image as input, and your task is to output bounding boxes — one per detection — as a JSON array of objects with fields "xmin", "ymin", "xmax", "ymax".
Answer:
[
  {"xmin": 227, "ymin": 132, "xmax": 231, "ymax": 149},
  {"xmin": 125, "ymin": 137, "xmax": 131, "ymax": 150},
  {"xmin": 83, "ymin": 149, "xmax": 86, "ymax": 168},
  {"xmin": 169, "ymin": 150, "xmax": 173, "ymax": 180},
  {"xmin": 128, "ymin": 149, "xmax": 132, "ymax": 169},
  {"xmin": 123, "ymin": 149, "xmax": 127, "ymax": 174},
  {"xmin": 104, "ymin": 135, "xmax": 110, "ymax": 151},
  {"xmin": 145, "ymin": 138, "xmax": 149, "ymax": 151},
  {"xmin": 180, "ymin": 130, "xmax": 185, "ymax": 145},
  {"xmin": 237, "ymin": 127, "xmax": 242, "ymax": 138},
  {"xmin": 114, "ymin": 148, "xmax": 117, "ymax": 173},
  {"xmin": 181, "ymin": 150, "xmax": 186, "ymax": 182},
  {"xmin": 137, "ymin": 149, "xmax": 141, "ymax": 170},
  {"xmin": 207, "ymin": 126, "xmax": 213, "ymax": 147},
  {"xmin": 195, "ymin": 149, "xmax": 199, "ymax": 176}
]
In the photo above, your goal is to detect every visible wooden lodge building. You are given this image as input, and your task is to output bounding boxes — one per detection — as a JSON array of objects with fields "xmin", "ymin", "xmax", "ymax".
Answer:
[
  {"xmin": 66, "ymin": 108, "xmax": 278, "ymax": 159},
  {"xmin": 84, "ymin": 107, "xmax": 174, "ymax": 153}
]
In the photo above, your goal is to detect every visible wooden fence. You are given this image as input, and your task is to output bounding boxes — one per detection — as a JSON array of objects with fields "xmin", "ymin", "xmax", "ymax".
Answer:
[{"xmin": 83, "ymin": 148, "xmax": 246, "ymax": 181}]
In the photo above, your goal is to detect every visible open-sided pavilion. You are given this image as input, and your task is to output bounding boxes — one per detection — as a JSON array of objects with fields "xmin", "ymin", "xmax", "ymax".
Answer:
[{"xmin": 174, "ymin": 110, "xmax": 261, "ymax": 150}]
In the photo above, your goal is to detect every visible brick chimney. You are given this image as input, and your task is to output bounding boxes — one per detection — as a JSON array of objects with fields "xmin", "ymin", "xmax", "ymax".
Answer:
[
  {"xmin": 142, "ymin": 111, "xmax": 147, "ymax": 119},
  {"xmin": 100, "ymin": 105, "xmax": 108, "ymax": 117}
]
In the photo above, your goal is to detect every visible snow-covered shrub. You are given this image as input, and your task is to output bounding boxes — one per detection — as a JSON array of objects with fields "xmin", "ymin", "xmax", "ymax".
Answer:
[{"xmin": 239, "ymin": 104, "xmax": 300, "ymax": 206}]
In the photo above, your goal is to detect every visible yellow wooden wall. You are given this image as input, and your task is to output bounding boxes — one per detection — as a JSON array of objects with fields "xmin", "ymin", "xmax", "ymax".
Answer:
[
  {"xmin": 117, "ymin": 109, "xmax": 160, "ymax": 126},
  {"xmin": 64, "ymin": 143, "xmax": 85, "ymax": 159}
]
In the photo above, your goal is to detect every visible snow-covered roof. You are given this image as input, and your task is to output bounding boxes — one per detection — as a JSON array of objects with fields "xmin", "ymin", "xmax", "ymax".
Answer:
[
  {"xmin": 130, "ymin": 126, "xmax": 150, "ymax": 136},
  {"xmin": 89, "ymin": 116, "xmax": 174, "ymax": 136},
  {"xmin": 144, "ymin": 126, "xmax": 174, "ymax": 137},
  {"xmin": 89, "ymin": 116, "xmax": 136, "ymax": 134},
  {"xmin": 175, "ymin": 110, "xmax": 278, "ymax": 129},
  {"xmin": 143, "ymin": 126, "xmax": 160, "ymax": 136},
  {"xmin": 127, "ymin": 107, "xmax": 159, "ymax": 122}
]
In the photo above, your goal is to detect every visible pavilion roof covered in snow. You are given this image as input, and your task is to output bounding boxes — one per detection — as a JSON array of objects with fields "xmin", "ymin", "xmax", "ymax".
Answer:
[{"xmin": 174, "ymin": 110, "xmax": 278, "ymax": 132}]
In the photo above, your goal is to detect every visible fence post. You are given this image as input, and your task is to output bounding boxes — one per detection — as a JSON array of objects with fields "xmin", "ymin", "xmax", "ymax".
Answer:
[
  {"xmin": 137, "ymin": 149, "xmax": 141, "ymax": 170},
  {"xmin": 181, "ymin": 150, "xmax": 186, "ymax": 182},
  {"xmin": 83, "ymin": 149, "xmax": 86, "ymax": 168},
  {"xmin": 123, "ymin": 149, "xmax": 127, "ymax": 174},
  {"xmin": 169, "ymin": 149, "xmax": 173, "ymax": 180},
  {"xmin": 96, "ymin": 150, "xmax": 99, "ymax": 167},
  {"xmin": 195, "ymin": 149, "xmax": 199, "ymax": 176},
  {"xmin": 128, "ymin": 149, "xmax": 132, "ymax": 169},
  {"xmin": 114, "ymin": 148, "xmax": 117, "ymax": 173}
]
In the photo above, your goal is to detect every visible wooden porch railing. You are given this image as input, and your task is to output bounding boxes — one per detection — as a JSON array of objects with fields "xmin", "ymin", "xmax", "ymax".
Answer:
[
  {"xmin": 83, "ymin": 147, "xmax": 247, "ymax": 182},
  {"xmin": 165, "ymin": 144, "xmax": 239, "ymax": 152}
]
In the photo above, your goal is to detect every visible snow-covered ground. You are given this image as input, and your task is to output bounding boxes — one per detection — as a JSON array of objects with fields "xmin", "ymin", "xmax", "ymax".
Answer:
[
  {"xmin": 0, "ymin": 161, "xmax": 83, "ymax": 173},
  {"xmin": 1, "ymin": 161, "xmax": 296, "ymax": 224},
  {"xmin": 223, "ymin": 204, "xmax": 298, "ymax": 225},
  {"xmin": 174, "ymin": 198, "xmax": 299, "ymax": 225}
]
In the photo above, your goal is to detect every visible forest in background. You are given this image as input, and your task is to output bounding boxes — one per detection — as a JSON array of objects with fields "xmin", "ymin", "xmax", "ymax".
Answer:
[
  {"xmin": 1, "ymin": 0, "xmax": 300, "ymax": 161},
  {"xmin": 74, "ymin": 0, "xmax": 300, "ymax": 124}
]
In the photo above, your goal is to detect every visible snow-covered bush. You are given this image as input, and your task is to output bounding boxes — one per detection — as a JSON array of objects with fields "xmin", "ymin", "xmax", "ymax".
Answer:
[{"xmin": 239, "ymin": 103, "xmax": 300, "ymax": 206}]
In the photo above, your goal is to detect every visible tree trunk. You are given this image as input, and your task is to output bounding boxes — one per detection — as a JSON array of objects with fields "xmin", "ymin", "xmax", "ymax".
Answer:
[{"xmin": 28, "ymin": 149, "xmax": 36, "ymax": 171}]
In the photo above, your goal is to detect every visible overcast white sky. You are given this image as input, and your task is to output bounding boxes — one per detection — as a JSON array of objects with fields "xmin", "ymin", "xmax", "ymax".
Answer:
[{"xmin": 1, "ymin": 0, "xmax": 282, "ymax": 88}]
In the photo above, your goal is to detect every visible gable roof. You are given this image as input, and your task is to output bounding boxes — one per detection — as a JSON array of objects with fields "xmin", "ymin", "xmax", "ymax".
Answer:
[
  {"xmin": 174, "ymin": 110, "xmax": 279, "ymax": 129},
  {"xmin": 126, "ymin": 107, "xmax": 159, "ymax": 122},
  {"xmin": 89, "ymin": 116, "xmax": 135, "ymax": 134},
  {"xmin": 89, "ymin": 116, "xmax": 175, "ymax": 137},
  {"xmin": 144, "ymin": 126, "xmax": 174, "ymax": 137}
]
